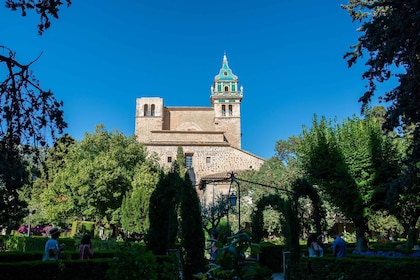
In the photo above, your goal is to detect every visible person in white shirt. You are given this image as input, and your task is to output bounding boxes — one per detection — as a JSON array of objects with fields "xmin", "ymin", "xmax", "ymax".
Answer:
[{"xmin": 42, "ymin": 227, "xmax": 63, "ymax": 261}]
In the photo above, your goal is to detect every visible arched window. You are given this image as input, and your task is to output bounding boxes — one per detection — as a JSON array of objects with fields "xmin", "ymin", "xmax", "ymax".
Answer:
[
  {"xmin": 228, "ymin": 105, "xmax": 233, "ymax": 116},
  {"xmin": 222, "ymin": 105, "xmax": 226, "ymax": 116},
  {"xmin": 224, "ymin": 86, "xmax": 229, "ymax": 92},
  {"xmin": 151, "ymin": 104, "xmax": 155, "ymax": 116},
  {"xmin": 143, "ymin": 104, "xmax": 148, "ymax": 116}
]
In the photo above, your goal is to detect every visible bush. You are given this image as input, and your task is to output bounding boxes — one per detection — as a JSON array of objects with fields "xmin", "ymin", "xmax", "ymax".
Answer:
[
  {"xmin": 0, "ymin": 259, "xmax": 110, "ymax": 279},
  {"xmin": 259, "ymin": 242, "xmax": 283, "ymax": 272},
  {"xmin": 195, "ymin": 230, "xmax": 272, "ymax": 280},
  {"xmin": 0, "ymin": 235, "xmax": 75, "ymax": 253},
  {"xmin": 106, "ymin": 243, "xmax": 179, "ymax": 280},
  {"xmin": 71, "ymin": 221, "xmax": 95, "ymax": 237},
  {"xmin": 300, "ymin": 256, "xmax": 420, "ymax": 280}
]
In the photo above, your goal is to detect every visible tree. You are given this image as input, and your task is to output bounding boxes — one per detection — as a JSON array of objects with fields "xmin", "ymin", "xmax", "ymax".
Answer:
[
  {"xmin": 201, "ymin": 193, "xmax": 229, "ymax": 236},
  {"xmin": 342, "ymin": 0, "xmax": 420, "ymax": 248},
  {"xmin": 37, "ymin": 125, "xmax": 151, "ymax": 227},
  {"xmin": 0, "ymin": 46, "xmax": 67, "ymax": 229},
  {"xmin": 176, "ymin": 146, "xmax": 186, "ymax": 176},
  {"xmin": 5, "ymin": 0, "xmax": 72, "ymax": 34},
  {"xmin": 1, "ymin": 0, "xmax": 71, "ymax": 230},
  {"xmin": 120, "ymin": 163, "xmax": 160, "ymax": 237},
  {"xmin": 299, "ymin": 115, "xmax": 401, "ymax": 251},
  {"xmin": 147, "ymin": 165, "xmax": 181, "ymax": 255},
  {"xmin": 180, "ymin": 173, "xmax": 205, "ymax": 279},
  {"xmin": 29, "ymin": 135, "xmax": 75, "ymax": 225}
]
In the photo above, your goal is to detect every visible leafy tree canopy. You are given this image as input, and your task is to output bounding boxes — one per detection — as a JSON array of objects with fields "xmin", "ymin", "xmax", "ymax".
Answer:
[
  {"xmin": 5, "ymin": 0, "xmax": 72, "ymax": 34},
  {"xmin": 35, "ymin": 125, "xmax": 152, "ymax": 226},
  {"xmin": 298, "ymin": 114, "xmax": 401, "ymax": 250}
]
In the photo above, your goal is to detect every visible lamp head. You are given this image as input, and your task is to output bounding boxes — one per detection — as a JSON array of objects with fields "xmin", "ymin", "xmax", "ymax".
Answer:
[{"xmin": 229, "ymin": 193, "xmax": 237, "ymax": 206}]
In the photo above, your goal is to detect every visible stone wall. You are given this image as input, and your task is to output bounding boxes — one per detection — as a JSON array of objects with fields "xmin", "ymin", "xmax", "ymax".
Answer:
[{"xmin": 146, "ymin": 144, "xmax": 264, "ymax": 186}]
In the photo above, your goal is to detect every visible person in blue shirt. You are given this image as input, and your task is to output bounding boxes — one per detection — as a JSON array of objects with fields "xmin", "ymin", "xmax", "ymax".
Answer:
[
  {"xmin": 307, "ymin": 233, "xmax": 324, "ymax": 257},
  {"xmin": 42, "ymin": 227, "xmax": 63, "ymax": 261},
  {"xmin": 329, "ymin": 229, "xmax": 347, "ymax": 258}
]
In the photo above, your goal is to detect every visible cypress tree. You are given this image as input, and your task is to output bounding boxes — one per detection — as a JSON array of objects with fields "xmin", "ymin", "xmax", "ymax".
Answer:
[
  {"xmin": 147, "ymin": 168, "xmax": 180, "ymax": 255},
  {"xmin": 180, "ymin": 173, "xmax": 206, "ymax": 279}
]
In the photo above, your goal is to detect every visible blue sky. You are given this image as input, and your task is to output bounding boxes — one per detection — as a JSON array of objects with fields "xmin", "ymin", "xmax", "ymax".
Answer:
[{"xmin": 1, "ymin": 1, "xmax": 382, "ymax": 159}]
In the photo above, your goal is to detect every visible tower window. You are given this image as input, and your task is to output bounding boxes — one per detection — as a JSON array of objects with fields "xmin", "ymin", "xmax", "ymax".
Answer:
[
  {"xmin": 186, "ymin": 154, "xmax": 193, "ymax": 169},
  {"xmin": 143, "ymin": 104, "xmax": 148, "ymax": 116},
  {"xmin": 167, "ymin": 156, "xmax": 172, "ymax": 163},
  {"xmin": 221, "ymin": 105, "xmax": 226, "ymax": 116},
  {"xmin": 232, "ymin": 84, "xmax": 236, "ymax": 91},
  {"xmin": 228, "ymin": 105, "xmax": 233, "ymax": 116},
  {"xmin": 151, "ymin": 104, "xmax": 155, "ymax": 116},
  {"xmin": 224, "ymin": 86, "xmax": 229, "ymax": 92},
  {"xmin": 224, "ymin": 71, "xmax": 228, "ymax": 76},
  {"xmin": 206, "ymin": 157, "xmax": 211, "ymax": 164}
]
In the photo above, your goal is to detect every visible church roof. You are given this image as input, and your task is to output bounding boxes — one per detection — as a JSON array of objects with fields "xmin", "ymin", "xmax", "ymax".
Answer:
[{"xmin": 214, "ymin": 53, "xmax": 238, "ymax": 81}]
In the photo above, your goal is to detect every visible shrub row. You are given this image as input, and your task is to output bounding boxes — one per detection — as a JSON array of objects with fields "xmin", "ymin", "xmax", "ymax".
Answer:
[
  {"xmin": 0, "ymin": 254, "xmax": 179, "ymax": 279},
  {"xmin": 0, "ymin": 259, "xmax": 111, "ymax": 280},
  {"xmin": 300, "ymin": 256, "xmax": 420, "ymax": 280}
]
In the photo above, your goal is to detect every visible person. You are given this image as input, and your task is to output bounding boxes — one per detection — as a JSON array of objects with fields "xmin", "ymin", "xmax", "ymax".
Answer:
[
  {"xmin": 209, "ymin": 230, "xmax": 219, "ymax": 261},
  {"xmin": 307, "ymin": 233, "xmax": 324, "ymax": 257},
  {"xmin": 42, "ymin": 227, "xmax": 63, "ymax": 261},
  {"xmin": 79, "ymin": 234, "xmax": 94, "ymax": 260},
  {"xmin": 329, "ymin": 229, "xmax": 347, "ymax": 258}
]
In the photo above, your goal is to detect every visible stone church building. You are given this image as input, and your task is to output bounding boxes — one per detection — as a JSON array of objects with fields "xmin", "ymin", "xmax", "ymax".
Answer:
[{"xmin": 134, "ymin": 54, "xmax": 265, "ymax": 203}]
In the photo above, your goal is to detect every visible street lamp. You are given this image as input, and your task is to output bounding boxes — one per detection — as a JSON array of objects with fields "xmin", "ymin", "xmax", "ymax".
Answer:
[
  {"xmin": 229, "ymin": 193, "xmax": 237, "ymax": 206},
  {"xmin": 27, "ymin": 209, "xmax": 35, "ymax": 237},
  {"xmin": 228, "ymin": 172, "xmax": 241, "ymax": 230}
]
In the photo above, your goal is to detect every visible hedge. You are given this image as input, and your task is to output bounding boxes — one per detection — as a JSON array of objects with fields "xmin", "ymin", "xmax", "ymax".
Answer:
[{"xmin": 300, "ymin": 256, "xmax": 420, "ymax": 280}]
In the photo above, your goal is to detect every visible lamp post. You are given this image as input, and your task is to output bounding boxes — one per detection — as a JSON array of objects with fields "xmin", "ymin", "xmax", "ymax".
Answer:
[
  {"xmin": 228, "ymin": 172, "xmax": 241, "ymax": 230},
  {"xmin": 27, "ymin": 209, "xmax": 35, "ymax": 237}
]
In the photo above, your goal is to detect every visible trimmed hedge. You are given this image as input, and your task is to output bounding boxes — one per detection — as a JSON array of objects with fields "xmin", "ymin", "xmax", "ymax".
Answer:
[
  {"xmin": 0, "ymin": 235, "xmax": 76, "ymax": 252},
  {"xmin": 259, "ymin": 243, "xmax": 283, "ymax": 272},
  {"xmin": 300, "ymin": 256, "xmax": 420, "ymax": 280},
  {"xmin": 0, "ymin": 254, "xmax": 179, "ymax": 279},
  {"xmin": 0, "ymin": 259, "xmax": 110, "ymax": 280},
  {"xmin": 0, "ymin": 250, "xmax": 118, "ymax": 262}
]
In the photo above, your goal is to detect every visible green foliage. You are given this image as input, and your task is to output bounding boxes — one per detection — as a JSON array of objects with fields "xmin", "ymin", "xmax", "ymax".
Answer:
[
  {"xmin": 342, "ymin": 0, "xmax": 420, "ymax": 248},
  {"xmin": 259, "ymin": 243, "xmax": 283, "ymax": 272},
  {"xmin": 180, "ymin": 173, "xmax": 206, "ymax": 279},
  {"xmin": 71, "ymin": 221, "xmax": 95, "ymax": 237},
  {"xmin": 0, "ymin": 147, "xmax": 29, "ymax": 230},
  {"xmin": 298, "ymin": 115, "xmax": 401, "ymax": 251},
  {"xmin": 34, "ymin": 125, "xmax": 154, "ymax": 227},
  {"xmin": 147, "ymin": 167, "xmax": 181, "ymax": 255},
  {"xmin": 300, "ymin": 256, "xmax": 420, "ymax": 280},
  {"xmin": 120, "ymin": 163, "xmax": 160, "ymax": 236},
  {"xmin": 5, "ymin": 0, "xmax": 72, "ymax": 35},
  {"xmin": 0, "ymin": 235, "xmax": 75, "ymax": 253},
  {"xmin": 237, "ymin": 159, "xmax": 293, "ymax": 240},
  {"xmin": 251, "ymin": 194, "xmax": 284, "ymax": 244},
  {"xmin": 106, "ymin": 243, "xmax": 159, "ymax": 280},
  {"xmin": 201, "ymin": 193, "xmax": 230, "ymax": 236},
  {"xmin": 1, "ymin": 43, "xmax": 67, "ymax": 230},
  {"xmin": 194, "ymin": 230, "xmax": 271, "ymax": 280},
  {"xmin": 1, "ymin": 0, "xmax": 72, "ymax": 236},
  {"xmin": 367, "ymin": 210, "xmax": 404, "ymax": 238},
  {"xmin": 176, "ymin": 146, "xmax": 186, "ymax": 176}
]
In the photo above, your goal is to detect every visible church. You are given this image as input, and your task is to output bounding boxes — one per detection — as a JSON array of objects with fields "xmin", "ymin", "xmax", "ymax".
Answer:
[{"xmin": 134, "ymin": 54, "xmax": 265, "ymax": 203}]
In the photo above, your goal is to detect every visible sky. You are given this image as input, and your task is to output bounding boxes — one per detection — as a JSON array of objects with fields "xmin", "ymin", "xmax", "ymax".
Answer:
[{"xmin": 1, "ymin": 1, "xmax": 384, "ymax": 159}]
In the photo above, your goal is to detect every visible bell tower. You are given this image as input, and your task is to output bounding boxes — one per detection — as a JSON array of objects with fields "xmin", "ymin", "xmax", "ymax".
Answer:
[{"xmin": 211, "ymin": 53, "xmax": 243, "ymax": 149}]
